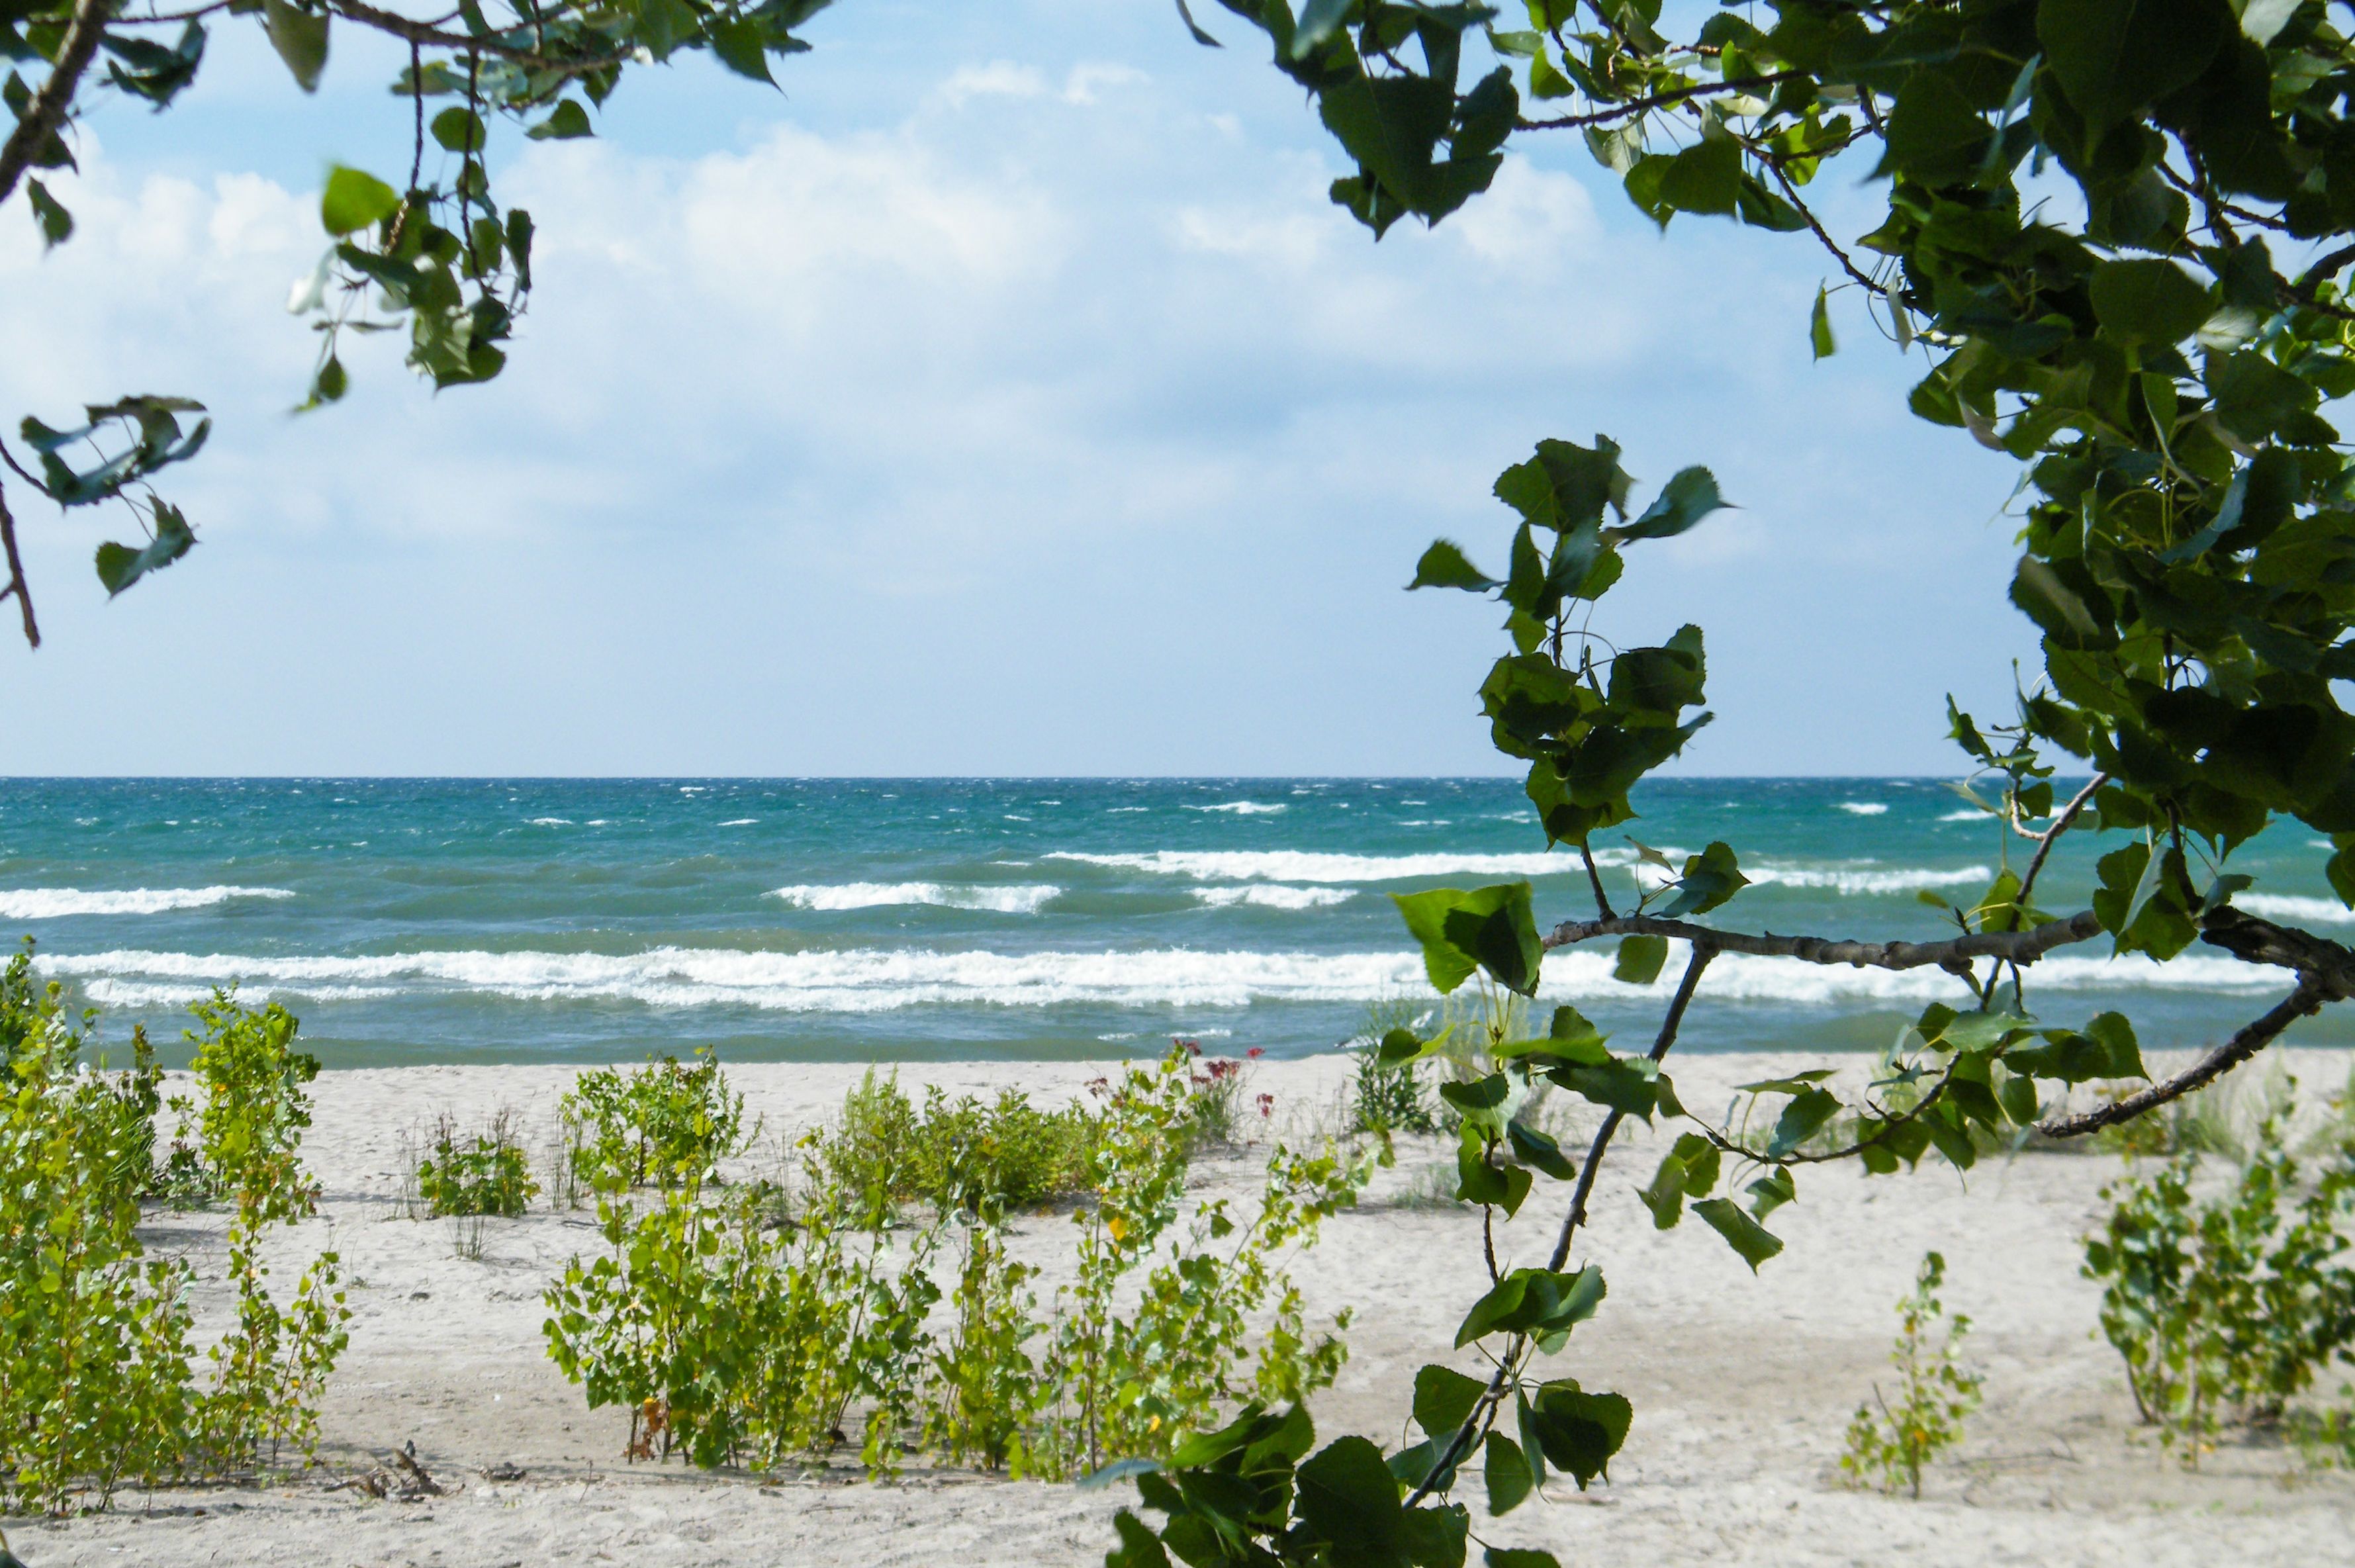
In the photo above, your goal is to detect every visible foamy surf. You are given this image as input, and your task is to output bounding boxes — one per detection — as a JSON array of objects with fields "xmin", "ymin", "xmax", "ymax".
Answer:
[
  {"xmin": 1184, "ymin": 802, "xmax": 1287, "ymax": 815},
  {"xmin": 0, "ymin": 886, "xmax": 295, "ymax": 919},
  {"xmin": 36, "ymin": 943, "xmax": 2287, "ymax": 1015},
  {"xmin": 770, "ymin": 883, "xmax": 1060, "ymax": 914},
  {"xmin": 1193, "ymin": 886, "xmax": 1356, "ymax": 910},
  {"xmin": 2236, "ymin": 893, "xmax": 2355, "ymax": 925}
]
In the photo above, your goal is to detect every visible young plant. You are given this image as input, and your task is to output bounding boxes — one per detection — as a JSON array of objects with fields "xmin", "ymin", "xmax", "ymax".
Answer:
[
  {"xmin": 559, "ymin": 1049, "xmax": 752, "ymax": 1192},
  {"xmin": 2083, "ymin": 1113, "xmax": 2355, "ymax": 1465},
  {"xmin": 417, "ymin": 1108, "xmax": 539, "ymax": 1217},
  {"xmin": 1840, "ymin": 1251, "xmax": 1984, "ymax": 1498}
]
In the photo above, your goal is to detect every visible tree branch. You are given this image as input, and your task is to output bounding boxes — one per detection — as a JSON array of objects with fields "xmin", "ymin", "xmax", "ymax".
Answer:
[
  {"xmin": 1543, "ymin": 907, "xmax": 2105, "ymax": 970},
  {"xmin": 0, "ymin": 0, "xmax": 111, "ymax": 212},
  {"xmin": 326, "ymin": 0, "xmax": 627, "ymax": 72},
  {"xmin": 1516, "ymin": 71, "xmax": 1804, "ymax": 132},
  {"xmin": 1405, "ymin": 942, "xmax": 1715, "ymax": 1509},
  {"xmin": 2013, "ymin": 772, "xmax": 2106, "ymax": 911},
  {"xmin": 2035, "ymin": 981, "xmax": 2327, "ymax": 1138},
  {"xmin": 1759, "ymin": 156, "xmax": 1883, "ymax": 296},
  {"xmin": 1579, "ymin": 843, "xmax": 1615, "ymax": 919},
  {"xmin": 0, "ymin": 481, "xmax": 39, "ymax": 649},
  {"xmin": 2197, "ymin": 905, "xmax": 2355, "ymax": 999}
]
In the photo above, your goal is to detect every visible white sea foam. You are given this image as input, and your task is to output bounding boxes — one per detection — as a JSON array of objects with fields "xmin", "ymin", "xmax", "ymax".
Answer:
[
  {"xmin": 1193, "ymin": 886, "xmax": 1356, "ymax": 910},
  {"xmin": 0, "ymin": 887, "xmax": 295, "ymax": 919},
  {"xmin": 2236, "ymin": 894, "xmax": 2355, "ymax": 925},
  {"xmin": 1937, "ymin": 809, "xmax": 1990, "ymax": 823},
  {"xmin": 1052, "ymin": 849, "xmax": 1983, "ymax": 896},
  {"xmin": 770, "ymin": 882, "xmax": 1061, "ymax": 914},
  {"xmin": 1838, "ymin": 802, "xmax": 1890, "ymax": 816},
  {"xmin": 1049, "ymin": 850, "xmax": 1584, "ymax": 883},
  {"xmin": 37, "ymin": 943, "xmax": 2287, "ymax": 1014},
  {"xmin": 1746, "ymin": 864, "xmax": 1991, "ymax": 895},
  {"xmin": 719, "ymin": 818, "xmax": 759, "ymax": 827},
  {"xmin": 1184, "ymin": 802, "xmax": 1287, "ymax": 815},
  {"xmin": 527, "ymin": 817, "xmax": 573, "ymax": 826}
]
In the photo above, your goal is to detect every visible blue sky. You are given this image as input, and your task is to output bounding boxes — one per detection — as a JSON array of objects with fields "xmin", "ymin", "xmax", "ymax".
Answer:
[{"xmin": 0, "ymin": 0, "xmax": 2035, "ymax": 776}]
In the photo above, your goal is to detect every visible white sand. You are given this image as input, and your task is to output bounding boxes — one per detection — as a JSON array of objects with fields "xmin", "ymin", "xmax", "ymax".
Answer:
[{"xmin": 11, "ymin": 1050, "xmax": 2354, "ymax": 1567}]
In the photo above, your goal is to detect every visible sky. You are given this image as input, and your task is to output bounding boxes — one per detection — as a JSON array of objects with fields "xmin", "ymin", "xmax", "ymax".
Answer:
[{"xmin": 0, "ymin": 0, "xmax": 2038, "ymax": 777}]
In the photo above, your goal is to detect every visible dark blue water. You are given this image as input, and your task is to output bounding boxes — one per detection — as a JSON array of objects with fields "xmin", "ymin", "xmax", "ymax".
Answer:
[{"xmin": 0, "ymin": 777, "xmax": 2339, "ymax": 1065}]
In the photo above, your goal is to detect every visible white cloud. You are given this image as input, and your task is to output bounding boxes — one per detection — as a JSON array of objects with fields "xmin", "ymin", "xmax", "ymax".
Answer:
[{"xmin": 937, "ymin": 60, "xmax": 1048, "ymax": 107}]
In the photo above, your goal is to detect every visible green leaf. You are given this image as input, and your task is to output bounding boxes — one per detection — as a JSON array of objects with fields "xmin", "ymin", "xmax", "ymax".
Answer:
[
  {"xmin": 1745, "ymin": 1165, "xmax": 1795, "ymax": 1219},
  {"xmin": 1413, "ymin": 1364, "xmax": 1486, "ymax": 1438},
  {"xmin": 1763, "ymin": 1087, "xmax": 1840, "ymax": 1158},
  {"xmin": 1546, "ymin": 1054, "xmax": 1663, "ymax": 1119},
  {"xmin": 430, "ymin": 106, "xmax": 486, "ymax": 154},
  {"xmin": 1810, "ymin": 285, "xmax": 1835, "ymax": 359},
  {"xmin": 26, "ymin": 177, "xmax": 70, "ymax": 248},
  {"xmin": 1106, "ymin": 1510, "xmax": 1172, "ymax": 1568},
  {"xmin": 1658, "ymin": 840, "xmax": 1748, "ymax": 917},
  {"xmin": 2088, "ymin": 259, "xmax": 2212, "ymax": 347},
  {"xmin": 1612, "ymin": 933, "xmax": 1667, "ymax": 984},
  {"xmin": 1482, "ymin": 1434, "xmax": 1536, "ymax": 1518},
  {"xmin": 263, "ymin": 0, "xmax": 328, "ymax": 93},
  {"xmin": 1455, "ymin": 1266, "xmax": 1606, "ymax": 1346},
  {"xmin": 1524, "ymin": 1382, "xmax": 1632, "ymax": 1489},
  {"xmin": 1391, "ymin": 882, "xmax": 1543, "ymax": 995},
  {"xmin": 1636, "ymin": 1149, "xmax": 1687, "ymax": 1228},
  {"xmin": 2039, "ymin": 0, "xmax": 2227, "ymax": 134},
  {"xmin": 1618, "ymin": 468, "xmax": 1726, "ymax": 541},
  {"xmin": 1173, "ymin": 0, "xmax": 1223, "ymax": 46},
  {"xmin": 708, "ymin": 15, "xmax": 776, "ymax": 83},
  {"xmin": 1408, "ymin": 539, "xmax": 1499, "ymax": 592},
  {"xmin": 1692, "ymin": 1197, "xmax": 1782, "ymax": 1271},
  {"xmin": 94, "ymin": 502, "xmax": 195, "ymax": 597},
  {"xmin": 1484, "ymin": 1552, "xmax": 1559, "ymax": 1568},
  {"xmin": 1506, "ymin": 1119, "xmax": 1577, "ymax": 1180},
  {"xmin": 527, "ymin": 99, "xmax": 596, "ymax": 140},
  {"xmin": 1293, "ymin": 0, "xmax": 1355, "ymax": 58},
  {"xmin": 1295, "ymin": 1437, "xmax": 1409, "ymax": 1567},
  {"xmin": 320, "ymin": 165, "xmax": 400, "ymax": 237}
]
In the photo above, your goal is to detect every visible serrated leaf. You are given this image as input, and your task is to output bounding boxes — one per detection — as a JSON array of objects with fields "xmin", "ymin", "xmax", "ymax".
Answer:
[
  {"xmin": 95, "ymin": 502, "xmax": 195, "ymax": 597},
  {"xmin": 1692, "ymin": 1197, "xmax": 1782, "ymax": 1271}
]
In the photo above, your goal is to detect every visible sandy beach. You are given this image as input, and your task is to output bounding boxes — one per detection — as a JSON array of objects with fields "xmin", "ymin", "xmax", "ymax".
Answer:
[{"xmin": 10, "ymin": 1049, "xmax": 2354, "ymax": 1567}]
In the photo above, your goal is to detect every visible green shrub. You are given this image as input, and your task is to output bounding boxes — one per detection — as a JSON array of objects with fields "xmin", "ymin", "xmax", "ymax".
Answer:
[
  {"xmin": 0, "ymin": 954, "xmax": 348, "ymax": 1513},
  {"xmin": 827, "ymin": 1070, "xmax": 1097, "ymax": 1212},
  {"xmin": 544, "ymin": 1046, "xmax": 1365, "ymax": 1481},
  {"xmin": 560, "ymin": 1049, "xmax": 751, "ymax": 1191},
  {"xmin": 1839, "ymin": 1250, "xmax": 1983, "ymax": 1497},
  {"xmin": 2083, "ymin": 1107, "xmax": 2355, "ymax": 1465},
  {"xmin": 417, "ymin": 1108, "xmax": 538, "ymax": 1217},
  {"xmin": 1353, "ymin": 1048, "xmax": 1439, "ymax": 1138}
]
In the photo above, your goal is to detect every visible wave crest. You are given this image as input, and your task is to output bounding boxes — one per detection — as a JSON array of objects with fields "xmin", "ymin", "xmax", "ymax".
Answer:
[
  {"xmin": 770, "ymin": 882, "xmax": 1060, "ymax": 914},
  {"xmin": 0, "ymin": 887, "xmax": 295, "ymax": 919}
]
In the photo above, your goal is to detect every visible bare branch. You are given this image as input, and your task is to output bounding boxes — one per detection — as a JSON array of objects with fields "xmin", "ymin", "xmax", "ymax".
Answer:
[
  {"xmin": 1516, "ymin": 71, "xmax": 1804, "ymax": 132},
  {"xmin": 2013, "ymin": 772, "xmax": 2106, "ymax": 911},
  {"xmin": 2035, "ymin": 982, "xmax": 2327, "ymax": 1138},
  {"xmin": 328, "ymin": 0, "xmax": 629, "ymax": 73},
  {"xmin": 2198, "ymin": 906, "xmax": 2355, "ymax": 1000},
  {"xmin": 0, "ymin": 481, "xmax": 39, "ymax": 649},
  {"xmin": 1579, "ymin": 842, "xmax": 1615, "ymax": 920},
  {"xmin": 0, "ymin": 0, "xmax": 111, "ymax": 212},
  {"xmin": 1759, "ymin": 156, "xmax": 1882, "ymax": 296},
  {"xmin": 1544, "ymin": 907, "xmax": 2105, "ymax": 970}
]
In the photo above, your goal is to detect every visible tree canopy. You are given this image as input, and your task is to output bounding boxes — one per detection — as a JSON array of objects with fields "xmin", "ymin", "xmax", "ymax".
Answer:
[
  {"xmin": 1096, "ymin": 3, "xmax": 2355, "ymax": 1565},
  {"xmin": 0, "ymin": 0, "xmax": 830, "ymax": 643}
]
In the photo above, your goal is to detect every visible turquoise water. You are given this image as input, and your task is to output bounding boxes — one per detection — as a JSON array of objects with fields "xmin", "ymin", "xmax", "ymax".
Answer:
[{"xmin": 0, "ymin": 777, "xmax": 2342, "ymax": 1066}]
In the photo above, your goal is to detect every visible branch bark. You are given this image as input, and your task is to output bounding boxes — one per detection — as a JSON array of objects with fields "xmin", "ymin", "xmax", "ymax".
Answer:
[
  {"xmin": 2013, "ymin": 772, "xmax": 2106, "ymax": 911},
  {"xmin": 1544, "ymin": 907, "xmax": 2105, "ymax": 970},
  {"xmin": 1516, "ymin": 71, "xmax": 1804, "ymax": 132},
  {"xmin": 2035, "ymin": 982, "xmax": 2327, "ymax": 1138},
  {"xmin": 0, "ymin": 0, "xmax": 111, "ymax": 212},
  {"xmin": 0, "ymin": 482, "xmax": 38, "ymax": 649}
]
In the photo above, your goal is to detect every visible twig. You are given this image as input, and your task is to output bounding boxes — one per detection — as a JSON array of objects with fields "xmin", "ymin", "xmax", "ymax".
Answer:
[
  {"xmin": 2035, "ymin": 982, "xmax": 2327, "ymax": 1137},
  {"xmin": 1543, "ymin": 907, "xmax": 2105, "ymax": 970},
  {"xmin": 1579, "ymin": 843, "xmax": 1615, "ymax": 919},
  {"xmin": 0, "ymin": 482, "xmax": 38, "ymax": 649},
  {"xmin": 1761, "ymin": 156, "xmax": 1882, "ymax": 295},
  {"xmin": 1404, "ymin": 942, "xmax": 1715, "ymax": 1508},
  {"xmin": 0, "ymin": 0, "xmax": 111, "ymax": 210},
  {"xmin": 1516, "ymin": 71, "xmax": 1804, "ymax": 132},
  {"xmin": 2013, "ymin": 772, "xmax": 2106, "ymax": 912}
]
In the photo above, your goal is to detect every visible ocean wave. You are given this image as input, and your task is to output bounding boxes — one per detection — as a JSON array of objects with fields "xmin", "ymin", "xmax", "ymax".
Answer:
[
  {"xmin": 0, "ymin": 886, "xmax": 295, "ymax": 919},
  {"xmin": 1193, "ymin": 886, "xmax": 1356, "ymax": 910},
  {"xmin": 1838, "ymin": 802, "xmax": 1890, "ymax": 815},
  {"xmin": 35, "ymin": 942, "xmax": 2288, "ymax": 1016},
  {"xmin": 2236, "ymin": 893, "xmax": 2355, "ymax": 925},
  {"xmin": 1048, "ymin": 850, "xmax": 1586, "ymax": 883},
  {"xmin": 527, "ymin": 817, "xmax": 573, "ymax": 826},
  {"xmin": 719, "ymin": 818, "xmax": 759, "ymax": 827},
  {"xmin": 1937, "ymin": 809, "xmax": 1990, "ymax": 823},
  {"xmin": 770, "ymin": 883, "xmax": 1061, "ymax": 914},
  {"xmin": 1748, "ymin": 864, "xmax": 1990, "ymax": 895},
  {"xmin": 1183, "ymin": 802, "xmax": 1287, "ymax": 815}
]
